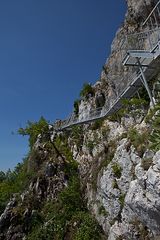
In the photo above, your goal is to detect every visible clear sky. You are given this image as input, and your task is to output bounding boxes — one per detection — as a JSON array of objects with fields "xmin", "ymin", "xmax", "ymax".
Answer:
[{"xmin": 0, "ymin": 0, "xmax": 126, "ymax": 171}]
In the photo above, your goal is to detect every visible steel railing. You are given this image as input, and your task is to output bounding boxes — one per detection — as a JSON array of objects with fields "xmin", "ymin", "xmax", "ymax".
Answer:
[
  {"xmin": 57, "ymin": 28, "xmax": 160, "ymax": 130},
  {"xmin": 143, "ymin": 1, "xmax": 160, "ymax": 28},
  {"xmin": 120, "ymin": 28, "xmax": 160, "ymax": 57}
]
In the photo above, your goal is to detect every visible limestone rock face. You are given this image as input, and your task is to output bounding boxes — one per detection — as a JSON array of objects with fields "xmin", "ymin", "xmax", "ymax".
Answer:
[
  {"xmin": 1, "ymin": 1, "xmax": 160, "ymax": 240},
  {"xmin": 0, "ymin": 143, "xmax": 68, "ymax": 240},
  {"xmin": 126, "ymin": 151, "xmax": 160, "ymax": 236},
  {"xmin": 69, "ymin": 117, "xmax": 160, "ymax": 239},
  {"xmin": 77, "ymin": 0, "xmax": 157, "ymax": 122}
]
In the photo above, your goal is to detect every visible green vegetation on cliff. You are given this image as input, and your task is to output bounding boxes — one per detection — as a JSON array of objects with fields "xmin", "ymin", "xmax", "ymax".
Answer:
[
  {"xmin": 80, "ymin": 83, "xmax": 94, "ymax": 99},
  {"xmin": 18, "ymin": 116, "xmax": 49, "ymax": 149},
  {"xmin": 149, "ymin": 104, "xmax": 160, "ymax": 151},
  {"xmin": 0, "ymin": 118, "xmax": 105, "ymax": 240},
  {"xmin": 0, "ymin": 159, "xmax": 33, "ymax": 215}
]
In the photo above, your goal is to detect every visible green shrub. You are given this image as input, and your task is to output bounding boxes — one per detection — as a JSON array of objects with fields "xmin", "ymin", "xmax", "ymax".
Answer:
[
  {"xmin": 119, "ymin": 194, "xmax": 125, "ymax": 208},
  {"xmin": 0, "ymin": 159, "xmax": 34, "ymax": 215},
  {"xmin": 59, "ymin": 176, "xmax": 83, "ymax": 215},
  {"xmin": 55, "ymin": 135, "xmax": 75, "ymax": 163},
  {"xmin": 98, "ymin": 205, "xmax": 108, "ymax": 217},
  {"xmin": 112, "ymin": 179, "xmax": 119, "ymax": 189},
  {"xmin": 90, "ymin": 119, "xmax": 104, "ymax": 130},
  {"xmin": 27, "ymin": 224, "xmax": 54, "ymax": 240},
  {"xmin": 122, "ymin": 98, "xmax": 148, "ymax": 108},
  {"xmin": 108, "ymin": 96, "xmax": 148, "ymax": 123},
  {"xmin": 101, "ymin": 124, "xmax": 110, "ymax": 138},
  {"xmin": 149, "ymin": 104, "xmax": 160, "ymax": 151},
  {"xmin": 74, "ymin": 99, "xmax": 80, "ymax": 116},
  {"xmin": 127, "ymin": 127, "xmax": 149, "ymax": 157},
  {"xmin": 0, "ymin": 171, "xmax": 6, "ymax": 182},
  {"xmin": 73, "ymin": 212, "xmax": 104, "ymax": 240},
  {"xmin": 4, "ymin": 124, "xmax": 105, "ymax": 240},
  {"xmin": 150, "ymin": 132, "xmax": 160, "ymax": 151},
  {"xmin": 145, "ymin": 108, "xmax": 156, "ymax": 123},
  {"xmin": 18, "ymin": 117, "xmax": 49, "ymax": 149},
  {"xmin": 71, "ymin": 125, "xmax": 84, "ymax": 147},
  {"xmin": 86, "ymin": 140, "xmax": 95, "ymax": 153},
  {"xmin": 108, "ymin": 109, "xmax": 125, "ymax": 123},
  {"xmin": 138, "ymin": 86, "xmax": 150, "ymax": 104},
  {"xmin": 27, "ymin": 158, "xmax": 104, "ymax": 240},
  {"xmin": 112, "ymin": 163, "xmax": 122, "ymax": 178},
  {"xmin": 80, "ymin": 83, "xmax": 94, "ymax": 99}
]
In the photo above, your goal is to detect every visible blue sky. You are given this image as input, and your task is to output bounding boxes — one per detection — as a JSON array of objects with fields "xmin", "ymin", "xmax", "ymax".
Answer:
[{"xmin": 0, "ymin": 0, "xmax": 126, "ymax": 171}]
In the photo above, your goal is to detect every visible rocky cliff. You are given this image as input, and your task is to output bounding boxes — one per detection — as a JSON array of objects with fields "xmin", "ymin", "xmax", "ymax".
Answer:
[{"xmin": 1, "ymin": 0, "xmax": 160, "ymax": 239}]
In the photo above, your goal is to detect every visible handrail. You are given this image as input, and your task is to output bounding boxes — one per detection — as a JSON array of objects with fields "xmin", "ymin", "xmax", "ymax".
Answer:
[
  {"xmin": 143, "ymin": 1, "xmax": 160, "ymax": 27},
  {"xmin": 57, "ymin": 28, "xmax": 160, "ymax": 130},
  {"xmin": 126, "ymin": 27, "xmax": 160, "ymax": 37},
  {"xmin": 105, "ymin": 28, "xmax": 160, "ymax": 67}
]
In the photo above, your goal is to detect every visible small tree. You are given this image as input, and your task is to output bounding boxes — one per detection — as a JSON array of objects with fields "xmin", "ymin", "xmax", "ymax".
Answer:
[{"xmin": 18, "ymin": 117, "xmax": 49, "ymax": 149}]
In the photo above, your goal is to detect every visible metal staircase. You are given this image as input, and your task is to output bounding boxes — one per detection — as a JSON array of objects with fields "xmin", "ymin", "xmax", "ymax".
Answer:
[{"xmin": 56, "ymin": 2, "xmax": 160, "ymax": 130}]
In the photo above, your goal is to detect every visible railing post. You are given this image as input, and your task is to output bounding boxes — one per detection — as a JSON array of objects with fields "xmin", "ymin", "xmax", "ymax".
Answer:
[
  {"xmin": 143, "ymin": 1, "xmax": 160, "ymax": 28},
  {"xmin": 153, "ymin": 12, "xmax": 158, "ymax": 27},
  {"xmin": 157, "ymin": 6, "xmax": 160, "ymax": 18},
  {"xmin": 137, "ymin": 58, "xmax": 155, "ymax": 107},
  {"xmin": 147, "ymin": 31, "xmax": 152, "ymax": 50}
]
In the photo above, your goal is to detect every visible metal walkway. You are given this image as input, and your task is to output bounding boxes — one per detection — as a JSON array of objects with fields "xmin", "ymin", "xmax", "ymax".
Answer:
[{"xmin": 56, "ymin": 3, "xmax": 160, "ymax": 130}]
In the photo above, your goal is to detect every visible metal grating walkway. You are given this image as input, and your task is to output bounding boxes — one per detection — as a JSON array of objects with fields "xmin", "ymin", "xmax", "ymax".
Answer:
[{"xmin": 56, "ymin": 4, "xmax": 160, "ymax": 130}]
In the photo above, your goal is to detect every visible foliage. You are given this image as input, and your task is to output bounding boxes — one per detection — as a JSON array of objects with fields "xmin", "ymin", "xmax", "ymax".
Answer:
[
  {"xmin": 98, "ymin": 205, "xmax": 108, "ymax": 217},
  {"xmin": 119, "ymin": 194, "xmax": 125, "ymax": 208},
  {"xmin": 149, "ymin": 104, "xmax": 160, "ymax": 151},
  {"xmin": 74, "ymin": 99, "xmax": 80, "ymax": 116},
  {"xmin": 108, "ymin": 96, "xmax": 148, "ymax": 123},
  {"xmin": 101, "ymin": 124, "xmax": 110, "ymax": 138},
  {"xmin": 112, "ymin": 179, "xmax": 119, "ymax": 189},
  {"xmin": 55, "ymin": 135, "xmax": 75, "ymax": 163},
  {"xmin": 18, "ymin": 116, "xmax": 49, "ymax": 149},
  {"xmin": 26, "ymin": 134, "xmax": 104, "ymax": 240},
  {"xmin": 122, "ymin": 97, "xmax": 148, "ymax": 107},
  {"xmin": 90, "ymin": 119, "xmax": 104, "ymax": 130},
  {"xmin": 0, "ymin": 159, "xmax": 33, "ymax": 214},
  {"xmin": 145, "ymin": 107, "xmax": 156, "ymax": 123},
  {"xmin": 27, "ymin": 161, "xmax": 103, "ymax": 240},
  {"xmin": 112, "ymin": 163, "xmax": 122, "ymax": 178},
  {"xmin": 27, "ymin": 209, "xmax": 104, "ymax": 240},
  {"xmin": 80, "ymin": 83, "xmax": 94, "ymax": 99},
  {"xmin": 107, "ymin": 109, "xmax": 125, "ymax": 123},
  {"xmin": 0, "ymin": 171, "xmax": 6, "ymax": 182},
  {"xmin": 86, "ymin": 140, "xmax": 95, "ymax": 153},
  {"xmin": 127, "ymin": 127, "xmax": 150, "ymax": 157},
  {"xmin": 70, "ymin": 125, "xmax": 84, "ymax": 147},
  {"xmin": 138, "ymin": 86, "xmax": 150, "ymax": 104},
  {"xmin": 73, "ymin": 212, "xmax": 104, "ymax": 240},
  {"xmin": 26, "ymin": 149, "xmax": 44, "ymax": 172},
  {"xmin": 1, "ymin": 119, "xmax": 104, "ymax": 239},
  {"xmin": 27, "ymin": 224, "xmax": 54, "ymax": 240},
  {"xmin": 59, "ymin": 176, "xmax": 83, "ymax": 216}
]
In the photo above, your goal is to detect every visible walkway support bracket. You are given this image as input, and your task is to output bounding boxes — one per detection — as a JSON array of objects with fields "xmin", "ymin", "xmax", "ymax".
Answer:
[{"xmin": 137, "ymin": 58, "xmax": 155, "ymax": 107}]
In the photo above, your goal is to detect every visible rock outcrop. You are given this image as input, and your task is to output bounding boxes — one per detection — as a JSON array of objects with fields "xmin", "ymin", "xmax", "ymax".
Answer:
[{"xmin": 1, "ymin": 0, "xmax": 160, "ymax": 239}]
